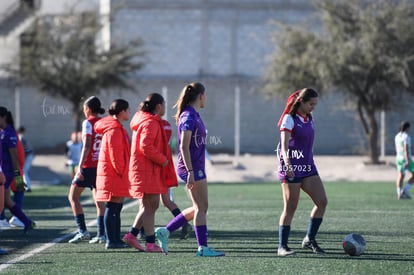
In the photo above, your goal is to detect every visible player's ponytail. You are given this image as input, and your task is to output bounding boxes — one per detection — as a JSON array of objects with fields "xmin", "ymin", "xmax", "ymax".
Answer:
[
  {"xmin": 108, "ymin": 99, "xmax": 129, "ymax": 116},
  {"xmin": 85, "ymin": 96, "xmax": 105, "ymax": 115},
  {"xmin": 140, "ymin": 93, "xmax": 164, "ymax": 114},
  {"xmin": 288, "ymin": 88, "xmax": 318, "ymax": 118},
  {"xmin": 173, "ymin": 82, "xmax": 205, "ymax": 124}
]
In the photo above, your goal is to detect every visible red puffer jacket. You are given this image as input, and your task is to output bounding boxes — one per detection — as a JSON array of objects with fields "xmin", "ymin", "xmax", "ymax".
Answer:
[
  {"xmin": 162, "ymin": 119, "xmax": 178, "ymax": 188},
  {"xmin": 129, "ymin": 111, "xmax": 171, "ymax": 198},
  {"xmin": 95, "ymin": 116, "xmax": 131, "ymax": 201}
]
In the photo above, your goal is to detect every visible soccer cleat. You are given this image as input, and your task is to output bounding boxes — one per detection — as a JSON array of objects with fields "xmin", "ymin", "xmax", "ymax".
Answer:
[
  {"xmin": 9, "ymin": 216, "xmax": 25, "ymax": 228},
  {"xmin": 68, "ymin": 230, "xmax": 91, "ymax": 243},
  {"xmin": 196, "ymin": 246, "xmax": 225, "ymax": 257},
  {"xmin": 123, "ymin": 232, "xmax": 145, "ymax": 251},
  {"xmin": 105, "ymin": 242, "xmax": 128, "ymax": 249},
  {"xmin": 89, "ymin": 235, "xmax": 106, "ymax": 244},
  {"xmin": 0, "ymin": 219, "xmax": 11, "ymax": 230},
  {"xmin": 277, "ymin": 246, "xmax": 295, "ymax": 257},
  {"xmin": 180, "ymin": 223, "xmax": 192, "ymax": 239},
  {"xmin": 145, "ymin": 243, "xmax": 163, "ymax": 253},
  {"xmin": 399, "ymin": 190, "xmax": 411, "ymax": 200},
  {"xmin": 302, "ymin": 236, "xmax": 325, "ymax": 254},
  {"xmin": 23, "ymin": 221, "xmax": 36, "ymax": 235},
  {"xmin": 155, "ymin": 227, "xmax": 170, "ymax": 254}
]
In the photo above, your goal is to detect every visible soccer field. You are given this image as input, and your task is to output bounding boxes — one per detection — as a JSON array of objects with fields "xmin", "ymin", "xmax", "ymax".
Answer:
[{"xmin": 0, "ymin": 182, "xmax": 413, "ymax": 274}]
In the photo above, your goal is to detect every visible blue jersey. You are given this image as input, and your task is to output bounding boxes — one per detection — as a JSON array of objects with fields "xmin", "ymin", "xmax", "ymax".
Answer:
[
  {"xmin": 277, "ymin": 114, "xmax": 318, "ymax": 180},
  {"xmin": 1, "ymin": 125, "xmax": 18, "ymax": 183},
  {"xmin": 177, "ymin": 106, "xmax": 206, "ymax": 178}
]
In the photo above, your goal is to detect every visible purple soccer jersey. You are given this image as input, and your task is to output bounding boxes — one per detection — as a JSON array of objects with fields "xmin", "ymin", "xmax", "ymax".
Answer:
[
  {"xmin": 277, "ymin": 114, "xmax": 318, "ymax": 181},
  {"xmin": 1, "ymin": 125, "xmax": 18, "ymax": 184},
  {"xmin": 177, "ymin": 106, "xmax": 206, "ymax": 180}
]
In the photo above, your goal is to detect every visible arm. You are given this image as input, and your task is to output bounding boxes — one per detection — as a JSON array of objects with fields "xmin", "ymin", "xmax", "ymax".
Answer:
[
  {"xmin": 9, "ymin": 147, "xmax": 26, "ymax": 190},
  {"xmin": 139, "ymin": 122, "xmax": 168, "ymax": 167},
  {"xmin": 75, "ymin": 135, "xmax": 92, "ymax": 180},
  {"xmin": 280, "ymin": 130, "xmax": 294, "ymax": 179},
  {"xmin": 108, "ymin": 128, "xmax": 127, "ymax": 175},
  {"xmin": 180, "ymin": 130, "xmax": 194, "ymax": 185},
  {"xmin": 404, "ymin": 143, "xmax": 410, "ymax": 167},
  {"xmin": 8, "ymin": 148, "xmax": 20, "ymax": 173}
]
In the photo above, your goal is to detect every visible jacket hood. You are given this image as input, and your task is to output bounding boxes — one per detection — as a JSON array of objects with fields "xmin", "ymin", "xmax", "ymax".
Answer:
[
  {"xmin": 130, "ymin": 111, "xmax": 160, "ymax": 131},
  {"xmin": 95, "ymin": 116, "xmax": 123, "ymax": 134}
]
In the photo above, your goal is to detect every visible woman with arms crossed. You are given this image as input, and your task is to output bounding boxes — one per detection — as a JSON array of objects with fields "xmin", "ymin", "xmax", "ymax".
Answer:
[{"xmin": 276, "ymin": 88, "xmax": 328, "ymax": 257}]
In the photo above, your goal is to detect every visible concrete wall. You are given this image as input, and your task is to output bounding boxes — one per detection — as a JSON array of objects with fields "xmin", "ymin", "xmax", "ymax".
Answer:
[{"xmin": 0, "ymin": 0, "xmax": 409, "ymax": 155}]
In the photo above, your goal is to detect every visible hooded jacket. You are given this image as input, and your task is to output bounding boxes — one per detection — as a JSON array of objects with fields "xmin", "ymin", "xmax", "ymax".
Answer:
[
  {"xmin": 162, "ymin": 119, "xmax": 178, "ymax": 188},
  {"xmin": 129, "ymin": 111, "xmax": 172, "ymax": 198},
  {"xmin": 95, "ymin": 116, "xmax": 131, "ymax": 201}
]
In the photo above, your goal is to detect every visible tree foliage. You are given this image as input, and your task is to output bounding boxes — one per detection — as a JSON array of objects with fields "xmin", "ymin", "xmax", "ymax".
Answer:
[
  {"xmin": 6, "ymin": 8, "xmax": 145, "ymax": 130},
  {"xmin": 263, "ymin": 0, "xmax": 414, "ymax": 163}
]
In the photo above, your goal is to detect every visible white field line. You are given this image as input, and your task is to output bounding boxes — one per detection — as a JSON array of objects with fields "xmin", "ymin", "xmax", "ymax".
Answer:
[{"xmin": 0, "ymin": 199, "xmax": 139, "ymax": 272}]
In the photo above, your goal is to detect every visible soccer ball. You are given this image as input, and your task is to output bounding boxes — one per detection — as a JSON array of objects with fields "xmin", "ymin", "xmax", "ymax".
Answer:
[{"xmin": 343, "ymin": 233, "xmax": 366, "ymax": 256}]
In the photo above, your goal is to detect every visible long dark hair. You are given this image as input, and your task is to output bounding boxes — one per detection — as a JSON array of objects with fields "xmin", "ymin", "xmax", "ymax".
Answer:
[
  {"xmin": 84, "ymin": 96, "xmax": 105, "ymax": 114},
  {"xmin": 0, "ymin": 106, "xmax": 15, "ymax": 129},
  {"xmin": 140, "ymin": 93, "xmax": 164, "ymax": 113},
  {"xmin": 108, "ymin": 99, "xmax": 129, "ymax": 116},
  {"xmin": 289, "ymin": 88, "xmax": 318, "ymax": 117},
  {"xmin": 173, "ymin": 82, "xmax": 205, "ymax": 124}
]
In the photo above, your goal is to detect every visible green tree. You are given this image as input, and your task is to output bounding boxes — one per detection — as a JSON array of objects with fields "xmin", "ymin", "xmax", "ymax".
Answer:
[
  {"xmin": 6, "ymin": 9, "xmax": 145, "ymax": 131},
  {"xmin": 264, "ymin": 0, "xmax": 414, "ymax": 163}
]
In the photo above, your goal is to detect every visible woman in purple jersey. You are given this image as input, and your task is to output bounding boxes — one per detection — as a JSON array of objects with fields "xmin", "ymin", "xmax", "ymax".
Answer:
[
  {"xmin": 276, "ymin": 88, "xmax": 328, "ymax": 257},
  {"xmin": 0, "ymin": 107, "xmax": 35, "ymax": 234},
  {"xmin": 155, "ymin": 82, "xmax": 224, "ymax": 257},
  {"xmin": 0, "ymin": 130, "xmax": 8, "ymax": 254}
]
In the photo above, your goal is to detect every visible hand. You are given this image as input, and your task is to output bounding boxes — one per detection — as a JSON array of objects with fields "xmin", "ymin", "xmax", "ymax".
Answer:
[
  {"xmin": 186, "ymin": 172, "xmax": 195, "ymax": 190},
  {"xmin": 0, "ymin": 172, "xmax": 5, "ymax": 185},
  {"xmin": 14, "ymin": 170, "xmax": 26, "ymax": 192},
  {"xmin": 75, "ymin": 170, "xmax": 84, "ymax": 181},
  {"xmin": 285, "ymin": 165, "xmax": 295, "ymax": 179}
]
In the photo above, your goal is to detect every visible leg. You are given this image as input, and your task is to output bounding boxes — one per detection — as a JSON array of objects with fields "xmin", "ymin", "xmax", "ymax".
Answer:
[
  {"xmin": 23, "ymin": 153, "xmax": 34, "ymax": 190},
  {"xmin": 396, "ymin": 171, "xmax": 405, "ymax": 198},
  {"xmin": 301, "ymin": 175, "xmax": 328, "ymax": 219},
  {"xmin": 141, "ymin": 194, "xmax": 159, "ymax": 239},
  {"xmin": 188, "ymin": 179, "xmax": 209, "ymax": 247},
  {"xmin": 160, "ymin": 193, "xmax": 178, "ymax": 212},
  {"xmin": 92, "ymin": 188, "xmax": 106, "ymax": 238},
  {"xmin": 300, "ymin": 175, "xmax": 327, "ymax": 254},
  {"xmin": 278, "ymin": 182, "xmax": 301, "ymax": 251},
  {"xmin": 68, "ymin": 184, "xmax": 87, "ymax": 233},
  {"xmin": 5, "ymin": 188, "xmax": 33, "ymax": 231}
]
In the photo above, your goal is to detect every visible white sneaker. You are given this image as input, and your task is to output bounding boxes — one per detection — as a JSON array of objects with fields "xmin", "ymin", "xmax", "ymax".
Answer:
[
  {"xmin": 68, "ymin": 231, "xmax": 91, "ymax": 243},
  {"xmin": 277, "ymin": 246, "xmax": 295, "ymax": 257},
  {"xmin": 0, "ymin": 219, "xmax": 11, "ymax": 230},
  {"xmin": 9, "ymin": 216, "xmax": 25, "ymax": 228}
]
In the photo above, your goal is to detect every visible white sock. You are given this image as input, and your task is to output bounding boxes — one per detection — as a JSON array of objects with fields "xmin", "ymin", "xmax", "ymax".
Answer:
[{"xmin": 397, "ymin": 187, "xmax": 403, "ymax": 195}]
